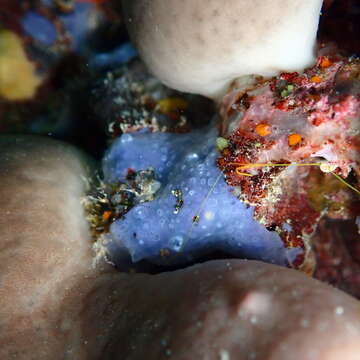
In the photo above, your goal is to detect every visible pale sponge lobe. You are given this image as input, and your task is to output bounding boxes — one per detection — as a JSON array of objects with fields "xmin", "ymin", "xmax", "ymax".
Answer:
[
  {"xmin": 122, "ymin": 0, "xmax": 323, "ymax": 98},
  {"xmin": 0, "ymin": 136, "xmax": 99, "ymax": 359}
]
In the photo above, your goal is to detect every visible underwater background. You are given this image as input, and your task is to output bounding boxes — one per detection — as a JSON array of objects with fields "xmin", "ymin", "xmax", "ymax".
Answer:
[{"xmin": 1, "ymin": 0, "xmax": 360, "ymax": 297}]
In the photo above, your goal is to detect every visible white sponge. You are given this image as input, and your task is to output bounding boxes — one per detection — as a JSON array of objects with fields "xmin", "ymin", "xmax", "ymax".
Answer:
[{"xmin": 122, "ymin": 0, "xmax": 323, "ymax": 99}]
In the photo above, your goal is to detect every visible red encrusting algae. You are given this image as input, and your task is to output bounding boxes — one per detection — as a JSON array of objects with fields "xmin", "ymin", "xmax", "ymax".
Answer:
[{"xmin": 218, "ymin": 48, "xmax": 360, "ymax": 275}]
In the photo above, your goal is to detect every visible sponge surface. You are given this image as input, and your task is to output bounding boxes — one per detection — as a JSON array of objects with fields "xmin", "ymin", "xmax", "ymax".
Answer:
[{"xmin": 103, "ymin": 125, "xmax": 300, "ymax": 266}]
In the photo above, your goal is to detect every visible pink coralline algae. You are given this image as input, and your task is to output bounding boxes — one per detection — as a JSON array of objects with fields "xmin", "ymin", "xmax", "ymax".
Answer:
[{"xmin": 218, "ymin": 48, "xmax": 360, "ymax": 274}]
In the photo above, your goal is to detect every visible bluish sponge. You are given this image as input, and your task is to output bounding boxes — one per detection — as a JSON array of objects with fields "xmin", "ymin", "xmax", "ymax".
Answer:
[
  {"xmin": 102, "ymin": 125, "xmax": 301, "ymax": 266},
  {"xmin": 21, "ymin": 11, "xmax": 57, "ymax": 46}
]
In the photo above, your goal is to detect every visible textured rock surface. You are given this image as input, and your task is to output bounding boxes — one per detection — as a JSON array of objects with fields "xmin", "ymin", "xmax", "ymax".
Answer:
[{"xmin": 218, "ymin": 51, "xmax": 360, "ymax": 272}]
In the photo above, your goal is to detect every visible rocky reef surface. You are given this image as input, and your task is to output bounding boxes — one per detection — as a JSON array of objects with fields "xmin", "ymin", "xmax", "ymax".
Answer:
[
  {"xmin": 94, "ymin": 50, "xmax": 359, "ymax": 277},
  {"xmin": 218, "ymin": 49, "xmax": 360, "ymax": 274}
]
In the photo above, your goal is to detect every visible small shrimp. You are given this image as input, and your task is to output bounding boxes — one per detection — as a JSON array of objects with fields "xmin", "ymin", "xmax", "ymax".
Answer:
[{"xmin": 230, "ymin": 162, "xmax": 360, "ymax": 196}]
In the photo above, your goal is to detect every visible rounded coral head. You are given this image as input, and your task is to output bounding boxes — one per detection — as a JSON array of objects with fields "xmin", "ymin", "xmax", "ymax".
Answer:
[{"xmin": 121, "ymin": 0, "xmax": 323, "ymax": 99}]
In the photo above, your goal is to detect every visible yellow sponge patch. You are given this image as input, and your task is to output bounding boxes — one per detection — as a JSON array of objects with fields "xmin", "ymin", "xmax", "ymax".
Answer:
[{"xmin": 0, "ymin": 30, "xmax": 42, "ymax": 101}]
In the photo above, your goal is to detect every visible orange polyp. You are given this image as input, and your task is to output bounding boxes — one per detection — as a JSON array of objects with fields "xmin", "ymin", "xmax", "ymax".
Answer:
[
  {"xmin": 319, "ymin": 57, "xmax": 332, "ymax": 69},
  {"xmin": 102, "ymin": 211, "xmax": 112, "ymax": 221},
  {"xmin": 288, "ymin": 133, "xmax": 302, "ymax": 146},
  {"xmin": 310, "ymin": 75, "xmax": 322, "ymax": 83},
  {"xmin": 255, "ymin": 123, "xmax": 272, "ymax": 137}
]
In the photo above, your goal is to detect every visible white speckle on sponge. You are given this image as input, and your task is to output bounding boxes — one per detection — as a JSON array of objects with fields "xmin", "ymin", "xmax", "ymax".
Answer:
[
  {"xmin": 204, "ymin": 211, "xmax": 215, "ymax": 221},
  {"xmin": 335, "ymin": 306, "xmax": 345, "ymax": 316},
  {"xmin": 238, "ymin": 291, "xmax": 272, "ymax": 318},
  {"xmin": 121, "ymin": 133, "xmax": 133, "ymax": 143}
]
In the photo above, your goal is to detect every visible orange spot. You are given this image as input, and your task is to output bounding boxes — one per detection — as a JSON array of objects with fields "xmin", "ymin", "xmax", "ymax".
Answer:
[
  {"xmin": 310, "ymin": 75, "xmax": 322, "ymax": 83},
  {"xmin": 281, "ymin": 72, "xmax": 299, "ymax": 82},
  {"xmin": 319, "ymin": 57, "xmax": 332, "ymax": 69},
  {"xmin": 160, "ymin": 248, "xmax": 170, "ymax": 257},
  {"xmin": 222, "ymin": 148, "xmax": 231, "ymax": 157},
  {"xmin": 308, "ymin": 94, "xmax": 321, "ymax": 102},
  {"xmin": 275, "ymin": 100, "xmax": 289, "ymax": 111},
  {"xmin": 312, "ymin": 117, "xmax": 323, "ymax": 126},
  {"xmin": 288, "ymin": 133, "xmax": 302, "ymax": 146},
  {"xmin": 102, "ymin": 211, "xmax": 112, "ymax": 221},
  {"xmin": 255, "ymin": 123, "xmax": 272, "ymax": 137},
  {"xmin": 218, "ymin": 158, "xmax": 227, "ymax": 168}
]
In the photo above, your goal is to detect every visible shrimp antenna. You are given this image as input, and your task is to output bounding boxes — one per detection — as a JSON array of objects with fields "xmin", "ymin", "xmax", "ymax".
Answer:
[
  {"xmin": 229, "ymin": 162, "xmax": 322, "ymax": 176},
  {"xmin": 180, "ymin": 161, "xmax": 359, "ymax": 253},
  {"xmin": 191, "ymin": 171, "xmax": 224, "ymax": 225},
  {"xmin": 331, "ymin": 172, "xmax": 360, "ymax": 196},
  {"xmin": 231, "ymin": 162, "xmax": 360, "ymax": 196},
  {"xmin": 180, "ymin": 171, "xmax": 224, "ymax": 252}
]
